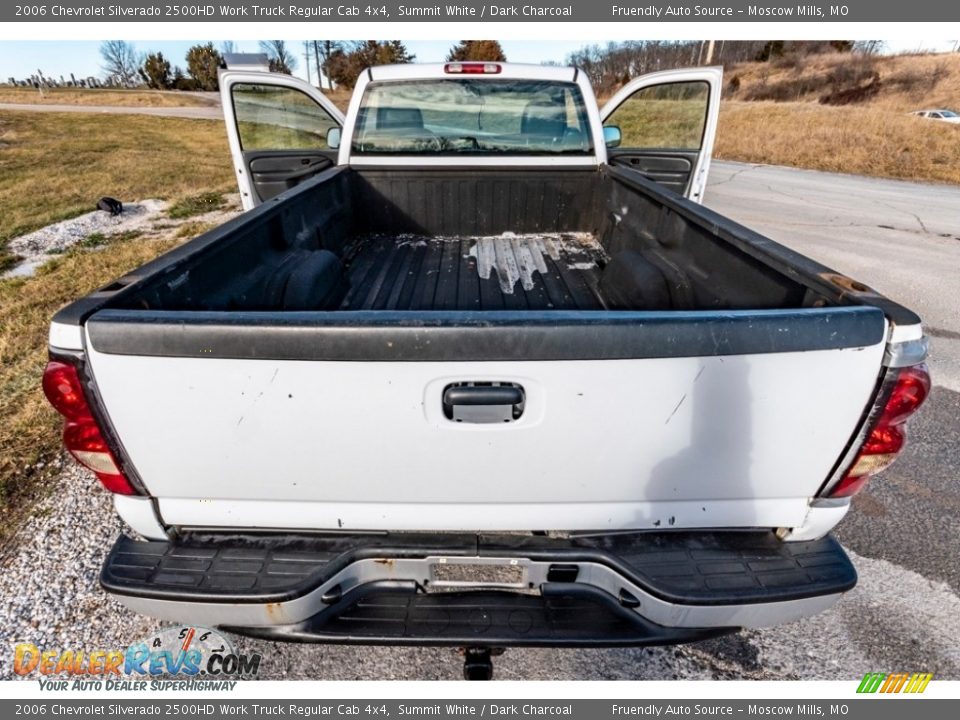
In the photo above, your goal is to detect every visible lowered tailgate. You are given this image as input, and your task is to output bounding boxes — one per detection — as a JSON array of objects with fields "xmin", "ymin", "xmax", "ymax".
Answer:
[{"xmin": 83, "ymin": 306, "xmax": 887, "ymax": 532}]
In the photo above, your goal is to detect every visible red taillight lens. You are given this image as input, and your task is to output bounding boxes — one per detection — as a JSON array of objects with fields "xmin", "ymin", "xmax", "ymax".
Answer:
[
  {"xmin": 42, "ymin": 361, "xmax": 92, "ymax": 421},
  {"xmin": 444, "ymin": 62, "xmax": 502, "ymax": 74},
  {"xmin": 828, "ymin": 363, "xmax": 930, "ymax": 498},
  {"xmin": 42, "ymin": 360, "xmax": 136, "ymax": 495},
  {"xmin": 882, "ymin": 364, "xmax": 931, "ymax": 425}
]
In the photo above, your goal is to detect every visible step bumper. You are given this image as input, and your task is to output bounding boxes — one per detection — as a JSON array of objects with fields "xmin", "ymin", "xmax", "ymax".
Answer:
[{"xmin": 102, "ymin": 530, "xmax": 856, "ymax": 647}]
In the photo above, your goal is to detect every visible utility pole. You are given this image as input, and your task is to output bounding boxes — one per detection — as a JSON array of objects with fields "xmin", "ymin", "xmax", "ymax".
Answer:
[
  {"xmin": 314, "ymin": 41, "xmax": 323, "ymax": 90},
  {"xmin": 304, "ymin": 41, "xmax": 312, "ymax": 85},
  {"xmin": 705, "ymin": 40, "xmax": 716, "ymax": 64}
]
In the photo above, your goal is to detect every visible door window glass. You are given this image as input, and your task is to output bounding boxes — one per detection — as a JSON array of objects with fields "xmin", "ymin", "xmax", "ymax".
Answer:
[
  {"xmin": 232, "ymin": 83, "xmax": 339, "ymax": 150},
  {"xmin": 604, "ymin": 81, "xmax": 710, "ymax": 150}
]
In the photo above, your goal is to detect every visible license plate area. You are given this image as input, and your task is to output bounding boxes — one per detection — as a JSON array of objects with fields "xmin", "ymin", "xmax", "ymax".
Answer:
[{"xmin": 428, "ymin": 557, "xmax": 527, "ymax": 590}]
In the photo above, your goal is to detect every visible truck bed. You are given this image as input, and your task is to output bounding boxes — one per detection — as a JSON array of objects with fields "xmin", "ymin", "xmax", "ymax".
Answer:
[
  {"xmin": 100, "ymin": 166, "xmax": 852, "ymax": 316},
  {"xmin": 339, "ymin": 232, "xmax": 608, "ymax": 312}
]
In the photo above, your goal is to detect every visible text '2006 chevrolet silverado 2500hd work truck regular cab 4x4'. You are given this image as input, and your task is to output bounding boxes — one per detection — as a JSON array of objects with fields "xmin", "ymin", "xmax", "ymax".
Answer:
[{"xmin": 43, "ymin": 60, "xmax": 930, "ymax": 674}]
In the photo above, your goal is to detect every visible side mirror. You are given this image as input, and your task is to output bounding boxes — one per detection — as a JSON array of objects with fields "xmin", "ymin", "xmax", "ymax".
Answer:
[
  {"xmin": 603, "ymin": 125, "xmax": 622, "ymax": 149},
  {"xmin": 326, "ymin": 127, "xmax": 341, "ymax": 150}
]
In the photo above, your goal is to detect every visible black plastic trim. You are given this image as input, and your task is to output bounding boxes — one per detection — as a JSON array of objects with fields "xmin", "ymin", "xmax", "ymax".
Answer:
[
  {"xmin": 85, "ymin": 306, "xmax": 885, "ymax": 362},
  {"xmin": 443, "ymin": 385, "xmax": 524, "ymax": 406},
  {"xmin": 222, "ymin": 582, "xmax": 735, "ymax": 648}
]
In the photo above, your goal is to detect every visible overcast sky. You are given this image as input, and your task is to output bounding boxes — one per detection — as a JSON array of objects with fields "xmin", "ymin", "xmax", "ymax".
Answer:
[{"xmin": 1, "ymin": 39, "xmax": 955, "ymax": 84}]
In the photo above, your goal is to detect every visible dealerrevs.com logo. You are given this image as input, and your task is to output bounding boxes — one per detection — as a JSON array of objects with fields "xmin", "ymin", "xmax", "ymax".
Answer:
[{"xmin": 13, "ymin": 626, "xmax": 261, "ymax": 690}]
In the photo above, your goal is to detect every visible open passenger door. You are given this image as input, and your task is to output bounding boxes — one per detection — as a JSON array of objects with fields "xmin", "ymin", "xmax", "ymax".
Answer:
[
  {"xmin": 600, "ymin": 67, "xmax": 722, "ymax": 203},
  {"xmin": 220, "ymin": 71, "xmax": 345, "ymax": 210}
]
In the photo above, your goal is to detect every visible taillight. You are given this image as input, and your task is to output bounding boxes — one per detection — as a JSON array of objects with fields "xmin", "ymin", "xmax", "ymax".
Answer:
[
  {"xmin": 827, "ymin": 363, "xmax": 930, "ymax": 498},
  {"xmin": 42, "ymin": 361, "xmax": 92, "ymax": 421},
  {"xmin": 42, "ymin": 360, "xmax": 136, "ymax": 495},
  {"xmin": 444, "ymin": 62, "xmax": 502, "ymax": 74}
]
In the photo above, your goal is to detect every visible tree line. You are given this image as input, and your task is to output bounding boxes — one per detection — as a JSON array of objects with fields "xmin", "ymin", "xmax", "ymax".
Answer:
[{"xmin": 99, "ymin": 39, "xmax": 509, "ymax": 92}]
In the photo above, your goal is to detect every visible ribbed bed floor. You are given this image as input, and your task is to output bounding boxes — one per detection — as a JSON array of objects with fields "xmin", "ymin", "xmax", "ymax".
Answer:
[{"xmin": 338, "ymin": 232, "xmax": 609, "ymax": 312}]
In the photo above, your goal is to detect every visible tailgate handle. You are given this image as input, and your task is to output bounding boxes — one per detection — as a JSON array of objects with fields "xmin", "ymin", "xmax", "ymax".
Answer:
[{"xmin": 442, "ymin": 383, "xmax": 525, "ymax": 424}]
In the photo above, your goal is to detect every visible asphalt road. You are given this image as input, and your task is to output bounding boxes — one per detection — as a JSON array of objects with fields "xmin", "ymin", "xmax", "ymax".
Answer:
[{"xmin": 1, "ymin": 161, "xmax": 958, "ymax": 682}]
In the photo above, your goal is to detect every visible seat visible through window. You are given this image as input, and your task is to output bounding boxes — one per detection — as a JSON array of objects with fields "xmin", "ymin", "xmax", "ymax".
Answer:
[
  {"xmin": 376, "ymin": 107, "xmax": 424, "ymax": 129},
  {"xmin": 520, "ymin": 102, "xmax": 566, "ymax": 137}
]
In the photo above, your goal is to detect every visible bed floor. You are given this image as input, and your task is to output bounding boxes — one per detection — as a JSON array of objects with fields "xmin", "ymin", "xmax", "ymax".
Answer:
[{"xmin": 337, "ymin": 232, "xmax": 610, "ymax": 312}]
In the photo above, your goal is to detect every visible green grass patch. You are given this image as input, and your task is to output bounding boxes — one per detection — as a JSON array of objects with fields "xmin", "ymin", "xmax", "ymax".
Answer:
[
  {"xmin": 167, "ymin": 191, "xmax": 226, "ymax": 219},
  {"xmin": 0, "ymin": 110, "xmax": 233, "ymax": 252}
]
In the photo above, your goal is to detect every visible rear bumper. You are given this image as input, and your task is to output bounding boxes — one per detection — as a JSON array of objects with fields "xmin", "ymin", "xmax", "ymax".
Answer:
[{"xmin": 102, "ymin": 531, "xmax": 856, "ymax": 647}]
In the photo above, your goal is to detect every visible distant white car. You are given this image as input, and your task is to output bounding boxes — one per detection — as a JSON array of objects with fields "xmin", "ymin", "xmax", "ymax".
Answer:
[{"xmin": 910, "ymin": 109, "xmax": 960, "ymax": 124}]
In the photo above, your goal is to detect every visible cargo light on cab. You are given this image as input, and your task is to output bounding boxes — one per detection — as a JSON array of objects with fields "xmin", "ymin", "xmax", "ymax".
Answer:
[{"xmin": 444, "ymin": 62, "xmax": 502, "ymax": 74}]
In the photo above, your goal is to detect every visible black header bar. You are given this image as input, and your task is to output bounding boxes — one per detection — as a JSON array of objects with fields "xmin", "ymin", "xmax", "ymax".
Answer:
[{"xmin": 5, "ymin": 1, "xmax": 958, "ymax": 23}]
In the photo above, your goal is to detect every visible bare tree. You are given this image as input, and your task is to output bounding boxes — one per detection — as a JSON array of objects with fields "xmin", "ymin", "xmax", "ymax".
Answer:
[
  {"xmin": 313, "ymin": 41, "xmax": 342, "ymax": 90},
  {"xmin": 853, "ymin": 40, "xmax": 886, "ymax": 55},
  {"xmin": 99, "ymin": 40, "xmax": 141, "ymax": 86},
  {"xmin": 259, "ymin": 40, "xmax": 297, "ymax": 74},
  {"xmin": 220, "ymin": 41, "xmax": 237, "ymax": 56}
]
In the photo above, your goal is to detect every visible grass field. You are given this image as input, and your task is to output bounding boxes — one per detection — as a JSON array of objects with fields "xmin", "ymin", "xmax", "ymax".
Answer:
[
  {"xmin": 0, "ymin": 110, "xmax": 234, "ymax": 270},
  {"xmin": 715, "ymin": 101, "xmax": 960, "ymax": 184},
  {"xmin": 0, "ymin": 86, "xmax": 212, "ymax": 107},
  {"xmin": 0, "ymin": 110, "xmax": 235, "ymax": 538}
]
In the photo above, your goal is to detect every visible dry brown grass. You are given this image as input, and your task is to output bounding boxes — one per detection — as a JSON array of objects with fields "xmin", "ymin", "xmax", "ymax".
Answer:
[
  {"xmin": 715, "ymin": 101, "xmax": 960, "ymax": 184},
  {"xmin": 0, "ymin": 110, "xmax": 234, "ymax": 268},
  {"xmin": 321, "ymin": 88, "xmax": 352, "ymax": 113},
  {"xmin": 0, "ymin": 86, "xmax": 212, "ymax": 107},
  {"xmin": 724, "ymin": 52, "xmax": 960, "ymax": 112}
]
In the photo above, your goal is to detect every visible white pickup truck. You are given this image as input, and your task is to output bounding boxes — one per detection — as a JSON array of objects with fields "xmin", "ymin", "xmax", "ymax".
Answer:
[{"xmin": 44, "ymin": 61, "xmax": 930, "ymax": 675}]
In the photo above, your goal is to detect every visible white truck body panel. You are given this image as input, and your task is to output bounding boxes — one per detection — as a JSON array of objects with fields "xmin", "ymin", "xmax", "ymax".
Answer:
[{"xmin": 86, "ymin": 330, "xmax": 886, "ymax": 532}]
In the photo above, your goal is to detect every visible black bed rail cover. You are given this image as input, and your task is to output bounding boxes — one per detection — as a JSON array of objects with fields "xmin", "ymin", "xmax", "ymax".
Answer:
[{"xmin": 85, "ymin": 306, "xmax": 885, "ymax": 362}]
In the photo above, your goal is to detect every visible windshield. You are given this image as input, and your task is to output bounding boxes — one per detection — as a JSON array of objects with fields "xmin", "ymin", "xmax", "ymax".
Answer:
[
  {"xmin": 940, "ymin": 110, "xmax": 958, "ymax": 118},
  {"xmin": 351, "ymin": 79, "xmax": 594, "ymax": 156}
]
